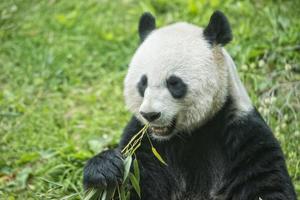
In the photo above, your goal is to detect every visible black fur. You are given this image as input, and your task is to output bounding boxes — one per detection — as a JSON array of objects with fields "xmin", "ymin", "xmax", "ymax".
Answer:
[
  {"xmin": 204, "ymin": 10, "xmax": 232, "ymax": 46},
  {"xmin": 138, "ymin": 12, "xmax": 156, "ymax": 42},
  {"xmin": 166, "ymin": 75, "xmax": 187, "ymax": 99},
  {"xmin": 137, "ymin": 74, "xmax": 147, "ymax": 97},
  {"xmin": 83, "ymin": 97, "xmax": 296, "ymax": 199},
  {"xmin": 83, "ymin": 149, "xmax": 124, "ymax": 189}
]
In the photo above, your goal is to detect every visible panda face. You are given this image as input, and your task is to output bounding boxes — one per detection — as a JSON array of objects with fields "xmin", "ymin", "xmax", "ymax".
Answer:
[{"xmin": 124, "ymin": 22, "xmax": 230, "ymax": 140}]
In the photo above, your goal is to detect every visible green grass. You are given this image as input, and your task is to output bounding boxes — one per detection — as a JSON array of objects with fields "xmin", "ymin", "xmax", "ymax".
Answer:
[{"xmin": 0, "ymin": 0, "xmax": 299, "ymax": 199}]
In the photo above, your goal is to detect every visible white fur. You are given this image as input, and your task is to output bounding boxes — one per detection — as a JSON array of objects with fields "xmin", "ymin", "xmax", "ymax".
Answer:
[
  {"xmin": 124, "ymin": 22, "xmax": 252, "ymax": 138},
  {"xmin": 223, "ymin": 49, "xmax": 252, "ymax": 114}
]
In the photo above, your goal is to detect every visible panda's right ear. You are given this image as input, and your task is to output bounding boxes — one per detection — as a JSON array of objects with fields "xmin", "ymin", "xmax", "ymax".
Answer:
[
  {"xmin": 203, "ymin": 10, "xmax": 232, "ymax": 46},
  {"xmin": 138, "ymin": 12, "xmax": 156, "ymax": 42}
]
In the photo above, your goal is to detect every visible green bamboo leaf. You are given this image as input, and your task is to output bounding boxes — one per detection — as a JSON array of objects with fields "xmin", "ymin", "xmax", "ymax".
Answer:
[
  {"xmin": 129, "ymin": 173, "xmax": 141, "ymax": 198},
  {"xmin": 126, "ymin": 192, "xmax": 131, "ymax": 200},
  {"xmin": 123, "ymin": 155, "xmax": 132, "ymax": 182},
  {"xmin": 151, "ymin": 147, "xmax": 167, "ymax": 166},
  {"xmin": 118, "ymin": 185, "xmax": 126, "ymax": 200},
  {"xmin": 133, "ymin": 158, "xmax": 140, "ymax": 182}
]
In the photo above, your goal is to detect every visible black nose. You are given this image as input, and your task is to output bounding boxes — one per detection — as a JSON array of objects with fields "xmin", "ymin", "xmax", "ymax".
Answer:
[{"xmin": 140, "ymin": 112, "xmax": 161, "ymax": 122}]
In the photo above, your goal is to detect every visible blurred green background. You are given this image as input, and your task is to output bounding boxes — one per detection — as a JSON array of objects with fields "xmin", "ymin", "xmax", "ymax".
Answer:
[{"xmin": 0, "ymin": 0, "xmax": 299, "ymax": 199}]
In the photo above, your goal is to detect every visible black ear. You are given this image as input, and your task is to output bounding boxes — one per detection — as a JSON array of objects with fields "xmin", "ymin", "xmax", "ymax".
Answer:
[
  {"xmin": 203, "ymin": 11, "xmax": 232, "ymax": 46},
  {"xmin": 138, "ymin": 12, "xmax": 156, "ymax": 42}
]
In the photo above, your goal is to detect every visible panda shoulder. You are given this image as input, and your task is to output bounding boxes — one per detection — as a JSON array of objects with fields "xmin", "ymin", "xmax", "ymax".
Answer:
[{"xmin": 227, "ymin": 108, "xmax": 275, "ymax": 141}]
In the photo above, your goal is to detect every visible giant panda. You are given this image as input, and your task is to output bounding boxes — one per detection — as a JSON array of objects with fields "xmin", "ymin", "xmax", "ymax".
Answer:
[{"xmin": 83, "ymin": 11, "xmax": 297, "ymax": 200}]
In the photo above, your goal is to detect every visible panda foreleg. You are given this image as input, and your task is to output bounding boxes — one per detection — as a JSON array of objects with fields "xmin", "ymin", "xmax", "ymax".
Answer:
[
  {"xmin": 83, "ymin": 117, "xmax": 142, "ymax": 191},
  {"xmin": 83, "ymin": 148, "xmax": 124, "ymax": 190}
]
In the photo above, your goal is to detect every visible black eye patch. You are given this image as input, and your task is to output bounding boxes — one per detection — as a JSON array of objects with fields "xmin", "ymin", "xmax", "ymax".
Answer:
[
  {"xmin": 137, "ymin": 75, "xmax": 147, "ymax": 97},
  {"xmin": 166, "ymin": 75, "xmax": 187, "ymax": 99}
]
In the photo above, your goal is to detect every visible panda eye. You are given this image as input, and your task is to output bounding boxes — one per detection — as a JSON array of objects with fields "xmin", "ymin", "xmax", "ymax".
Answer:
[
  {"xmin": 166, "ymin": 75, "xmax": 187, "ymax": 99},
  {"xmin": 167, "ymin": 76, "xmax": 181, "ymax": 87},
  {"xmin": 137, "ymin": 75, "xmax": 147, "ymax": 97},
  {"xmin": 167, "ymin": 78, "xmax": 179, "ymax": 87}
]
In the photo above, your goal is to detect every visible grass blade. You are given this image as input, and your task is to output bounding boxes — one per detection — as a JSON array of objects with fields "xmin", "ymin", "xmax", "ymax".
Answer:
[{"xmin": 83, "ymin": 189, "xmax": 101, "ymax": 200}]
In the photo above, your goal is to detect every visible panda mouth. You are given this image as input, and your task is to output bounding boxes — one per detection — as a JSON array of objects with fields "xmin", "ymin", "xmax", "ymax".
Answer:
[
  {"xmin": 150, "ymin": 126, "xmax": 170, "ymax": 135},
  {"xmin": 149, "ymin": 118, "xmax": 176, "ymax": 136}
]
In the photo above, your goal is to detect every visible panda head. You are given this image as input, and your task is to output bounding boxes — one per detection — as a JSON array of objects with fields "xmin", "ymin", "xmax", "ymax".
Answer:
[{"xmin": 124, "ymin": 11, "xmax": 237, "ymax": 140}]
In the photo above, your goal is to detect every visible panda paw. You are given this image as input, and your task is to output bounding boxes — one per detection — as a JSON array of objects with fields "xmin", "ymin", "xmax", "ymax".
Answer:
[{"xmin": 83, "ymin": 149, "xmax": 124, "ymax": 190}]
